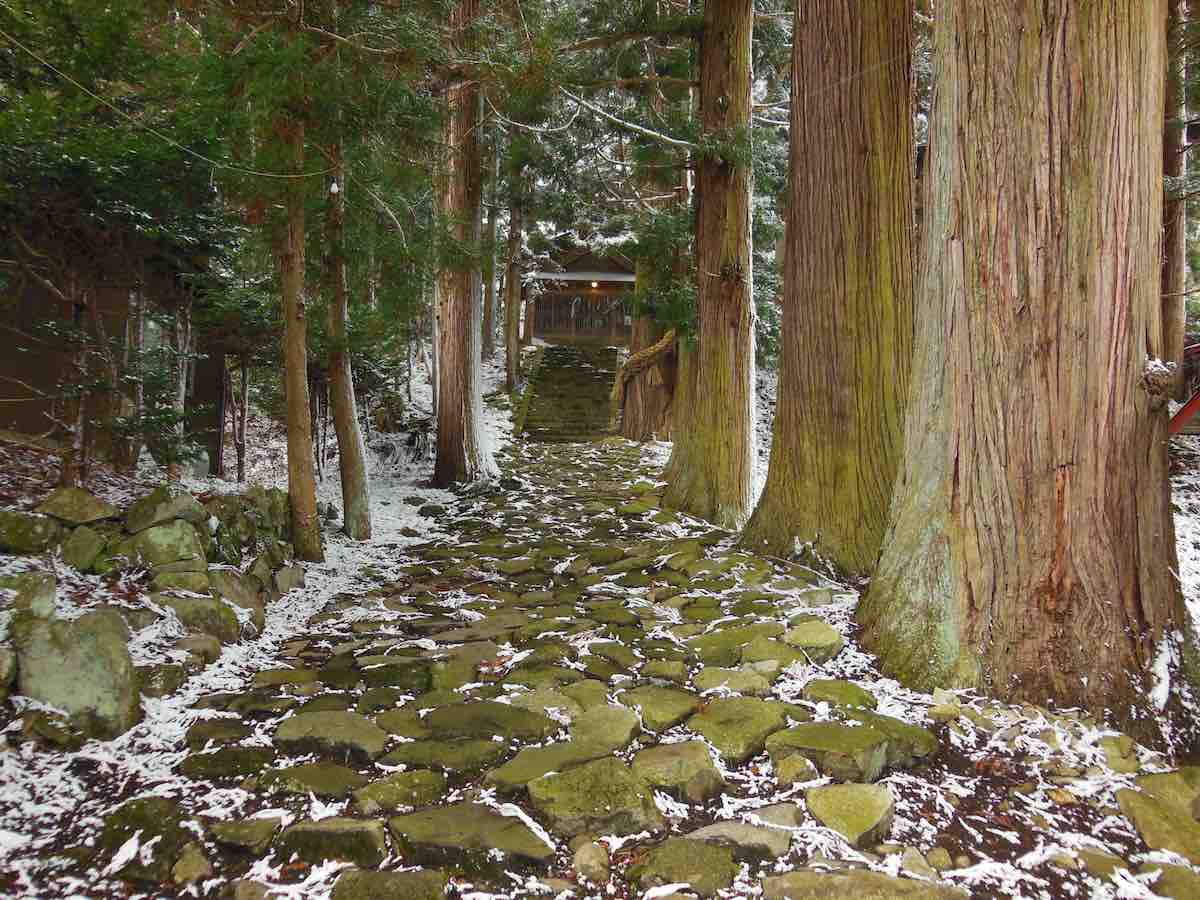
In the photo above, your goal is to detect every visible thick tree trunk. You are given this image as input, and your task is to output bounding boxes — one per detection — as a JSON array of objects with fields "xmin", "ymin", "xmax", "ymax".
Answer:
[
  {"xmin": 504, "ymin": 198, "xmax": 524, "ymax": 392},
  {"xmin": 482, "ymin": 139, "xmax": 499, "ymax": 360},
  {"xmin": 326, "ymin": 155, "xmax": 372, "ymax": 540},
  {"xmin": 742, "ymin": 0, "xmax": 914, "ymax": 574},
  {"xmin": 857, "ymin": 0, "xmax": 1199, "ymax": 746},
  {"xmin": 433, "ymin": 0, "xmax": 495, "ymax": 486},
  {"xmin": 1164, "ymin": 0, "xmax": 1188, "ymax": 400},
  {"xmin": 662, "ymin": 0, "xmax": 755, "ymax": 529},
  {"xmin": 278, "ymin": 118, "xmax": 324, "ymax": 562}
]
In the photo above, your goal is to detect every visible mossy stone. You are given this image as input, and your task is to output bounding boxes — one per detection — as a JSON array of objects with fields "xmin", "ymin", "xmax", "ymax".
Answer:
[
  {"xmin": 631, "ymin": 740, "xmax": 725, "ymax": 804},
  {"xmin": 276, "ymin": 818, "xmax": 388, "ymax": 867},
  {"xmin": 352, "ymin": 770, "xmax": 447, "ymax": 815},
  {"xmin": 805, "ymin": 783, "xmax": 895, "ymax": 848},
  {"xmin": 619, "ymin": 685, "xmax": 701, "ymax": 731},
  {"xmin": 274, "ymin": 710, "xmax": 389, "ymax": 762},
  {"xmin": 260, "ymin": 762, "xmax": 368, "ymax": 798},
  {"xmin": 97, "ymin": 797, "xmax": 190, "ymax": 883},
  {"xmin": 179, "ymin": 746, "xmax": 275, "ymax": 780},
  {"xmin": 331, "ymin": 869, "xmax": 449, "ymax": 900},
  {"xmin": 803, "ymin": 678, "xmax": 877, "ymax": 709},
  {"xmin": 485, "ymin": 740, "xmax": 612, "ymax": 793},
  {"xmin": 389, "ymin": 802, "xmax": 556, "ymax": 866},
  {"xmin": 632, "ymin": 837, "xmax": 738, "ymax": 898},
  {"xmin": 208, "ymin": 818, "xmax": 281, "ymax": 854},
  {"xmin": 528, "ymin": 757, "xmax": 663, "ymax": 837},
  {"xmin": 382, "ymin": 738, "xmax": 510, "ymax": 774},
  {"xmin": 425, "ymin": 700, "xmax": 559, "ymax": 742},
  {"xmin": 765, "ymin": 722, "xmax": 889, "ymax": 783},
  {"xmin": 687, "ymin": 697, "xmax": 788, "ymax": 763}
]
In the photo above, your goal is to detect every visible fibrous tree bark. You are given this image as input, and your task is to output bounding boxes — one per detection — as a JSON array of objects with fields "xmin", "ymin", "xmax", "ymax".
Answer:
[
  {"xmin": 1164, "ymin": 0, "xmax": 1188, "ymax": 399},
  {"xmin": 325, "ymin": 152, "xmax": 371, "ymax": 540},
  {"xmin": 662, "ymin": 0, "xmax": 755, "ymax": 529},
  {"xmin": 278, "ymin": 116, "xmax": 324, "ymax": 561},
  {"xmin": 742, "ymin": 0, "xmax": 914, "ymax": 574},
  {"xmin": 504, "ymin": 192, "xmax": 524, "ymax": 392},
  {"xmin": 857, "ymin": 0, "xmax": 1200, "ymax": 745},
  {"xmin": 433, "ymin": 0, "xmax": 495, "ymax": 486},
  {"xmin": 482, "ymin": 135, "xmax": 499, "ymax": 360}
]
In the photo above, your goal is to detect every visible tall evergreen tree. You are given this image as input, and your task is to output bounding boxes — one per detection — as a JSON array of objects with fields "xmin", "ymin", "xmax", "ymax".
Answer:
[
  {"xmin": 434, "ymin": 0, "xmax": 495, "ymax": 486},
  {"xmin": 857, "ymin": 0, "xmax": 1200, "ymax": 746},
  {"xmin": 742, "ymin": 0, "xmax": 914, "ymax": 574},
  {"xmin": 662, "ymin": 0, "xmax": 756, "ymax": 529}
]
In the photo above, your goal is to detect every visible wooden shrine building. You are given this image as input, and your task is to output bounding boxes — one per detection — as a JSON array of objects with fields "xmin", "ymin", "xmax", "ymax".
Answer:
[{"xmin": 525, "ymin": 249, "xmax": 635, "ymax": 344}]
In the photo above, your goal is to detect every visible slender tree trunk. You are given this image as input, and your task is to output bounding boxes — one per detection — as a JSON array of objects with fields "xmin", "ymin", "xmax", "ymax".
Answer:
[
  {"xmin": 433, "ymin": 0, "xmax": 495, "ymax": 486},
  {"xmin": 857, "ymin": 0, "xmax": 1200, "ymax": 746},
  {"xmin": 662, "ymin": 0, "xmax": 755, "ymax": 529},
  {"xmin": 110, "ymin": 287, "xmax": 142, "ymax": 472},
  {"xmin": 482, "ymin": 135, "xmax": 499, "ymax": 359},
  {"xmin": 742, "ymin": 0, "xmax": 914, "ymax": 574},
  {"xmin": 236, "ymin": 356, "xmax": 249, "ymax": 484},
  {"xmin": 59, "ymin": 295, "xmax": 87, "ymax": 489},
  {"xmin": 166, "ymin": 297, "xmax": 191, "ymax": 483},
  {"xmin": 326, "ymin": 153, "xmax": 372, "ymax": 540},
  {"xmin": 505, "ymin": 196, "xmax": 524, "ymax": 392},
  {"xmin": 1164, "ymin": 0, "xmax": 1188, "ymax": 400},
  {"xmin": 278, "ymin": 117, "xmax": 324, "ymax": 561}
]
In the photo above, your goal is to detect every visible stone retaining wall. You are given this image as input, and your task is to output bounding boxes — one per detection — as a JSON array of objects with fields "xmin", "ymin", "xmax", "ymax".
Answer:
[{"xmin": 0, "ymin": 483, "xmax": 307, "ymax": 742}]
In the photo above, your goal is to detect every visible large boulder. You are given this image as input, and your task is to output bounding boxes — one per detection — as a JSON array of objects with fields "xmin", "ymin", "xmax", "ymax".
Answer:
[
  {"xmin": 0, "ymin": 509, "xmax": 62, "ymax": 554},
  {"xmin": 11, "ymin": 607, "xmax": 140, "ymax": 739},
  {"xmin": 35, "ymin": 486, "xmax": 117, "ymax": 525}
]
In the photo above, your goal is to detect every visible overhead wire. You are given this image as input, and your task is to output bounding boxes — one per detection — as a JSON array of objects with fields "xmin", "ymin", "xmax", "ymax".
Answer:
[{"xmin": 0, "ymin": 23, "xmax": 334, "ymax": 180}]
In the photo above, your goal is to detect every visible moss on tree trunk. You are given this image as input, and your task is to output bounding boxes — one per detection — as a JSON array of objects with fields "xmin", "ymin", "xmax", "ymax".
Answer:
[
  {"xmin": 857, "ymin": 0, "xmax": 1200, "ymax": 748},
  {"xmin": 663, "ymin": 0, "xmax": 755, "ymax": 529},
  {"xmin": 742, "ymin": 0, "xmax": 914, "ymax": 575}
]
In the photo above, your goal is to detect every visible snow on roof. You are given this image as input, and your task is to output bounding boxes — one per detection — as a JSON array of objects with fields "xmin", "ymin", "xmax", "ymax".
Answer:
[{"xmin": 528, "ymin": 271, "xmax": 636, "ymax": 283}]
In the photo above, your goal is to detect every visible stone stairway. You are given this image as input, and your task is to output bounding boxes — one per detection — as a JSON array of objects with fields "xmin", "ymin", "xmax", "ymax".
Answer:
[{"xmin": 520, "ymin": 342, "xmax": 619, "ymax": 442}]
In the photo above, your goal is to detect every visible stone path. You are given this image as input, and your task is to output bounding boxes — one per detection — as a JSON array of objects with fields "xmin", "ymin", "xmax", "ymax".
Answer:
[{"xmin": 6, "ymin": 344, "xmax": 1200, "ymax": 899}]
